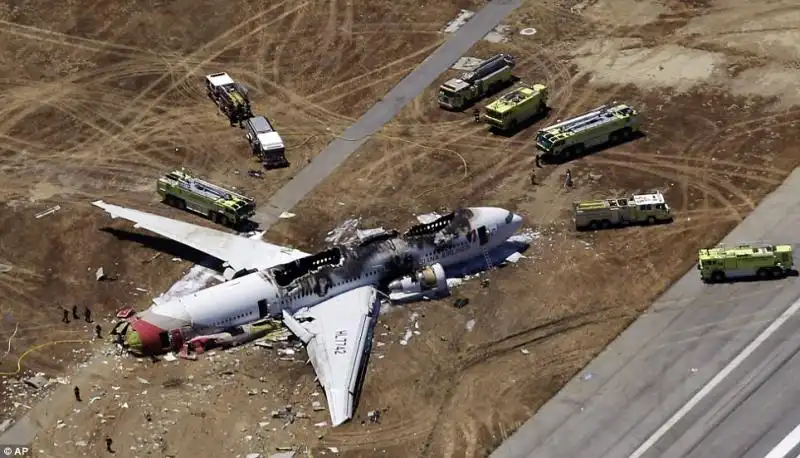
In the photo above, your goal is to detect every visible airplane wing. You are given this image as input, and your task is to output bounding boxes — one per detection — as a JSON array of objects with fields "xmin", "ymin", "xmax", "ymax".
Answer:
[
  {"xmin": 92, "ymin": 200, "xmax": 309, "ymax": 272},
  {"xmin": 282, "ymin": 285, "xmax": 381, "ymax": 427}
]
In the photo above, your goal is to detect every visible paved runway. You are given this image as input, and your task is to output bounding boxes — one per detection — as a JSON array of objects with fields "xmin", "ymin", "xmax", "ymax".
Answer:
[
  {"xmin": 491, "ymin": 167, "xmax": 800, "ymax": 458},
  {"xmin": 253, "ymin": 0, "xmax": 522, "ymax": 228}
]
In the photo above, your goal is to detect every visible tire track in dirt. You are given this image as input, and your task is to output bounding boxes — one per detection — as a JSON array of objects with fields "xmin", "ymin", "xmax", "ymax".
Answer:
[
  {"xmin": 421, "ymin": 309, "xmax": 630, "ymax": 458},
  {"xmin": 586, "ymin": 157, "xmax": 745, "ymax": 219},
  {"xmin": 113, "ymin": 0, "xmax": 299, "ymax": 145},
  {"xmin": 0, "ymin": 19, "xmax": 161, "ymax": 59},
  {"xmin": 272, "ymin": 2, "xmax": 309, "ymax": 83}
]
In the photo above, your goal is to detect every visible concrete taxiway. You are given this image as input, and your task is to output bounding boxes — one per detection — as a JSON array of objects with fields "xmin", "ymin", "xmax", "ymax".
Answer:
[
  {"xmin": 491, "ymin": 167, "xmax": 800, "ymax": 458},
  {"xmin": 253, "ymin": 0, "xmax": 522, "ymax": 228}
]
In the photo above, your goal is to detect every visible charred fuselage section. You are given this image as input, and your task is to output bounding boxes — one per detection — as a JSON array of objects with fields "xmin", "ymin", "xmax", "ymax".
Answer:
[
  {"xmin": 265, "ymin": 230, "xmax": 416, "ymax": 300},
  {"xmin": 403, "ymin": 209, "xmax": 474, "ymax": 247}
]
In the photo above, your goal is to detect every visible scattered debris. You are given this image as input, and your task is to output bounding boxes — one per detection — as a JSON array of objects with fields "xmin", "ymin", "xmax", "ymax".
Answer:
[
  {"xmin": 521, "ymin": 348, "xmax": 530, "ymax": 355},
  {"xmin": 0, "ymin": 419, "xmax": 13, "ymax": 434},
  {"xmin": 34, "ymin": 205, "xmax": 60, "ymax": 219},
  {"xmin": 311, "ymin": 401, "xmax": 325, "ymax": 411},
  {"xmin": 136, "ymin": 377, "xmax": 150, "ymax": 385},
  {"xmin": 442, "ymin": 10, "xmax": 509, "ymax": 42},
  {"xmin": 95, "ymin": 267, "xmax": 106, "ymax": 281},
  {"xmin": 246, "ymin": 454, "xmax": 262, "ymax": 458},
  {"xmin": 248, "ymin": 170, "xmax": 264, "ymax": 179},
  {"xmin": 325, "ymin": 218, "xmax": 361, "ymax": 244},
  {"xmin": 0, "ymin": 263, "xmax": 11, "ymax": 274},
  {"xmin": 582, "ymin": 372, "xmax": 593, "ymax": 381},
  {"xmin": 162, "ymin": 353, "xmax": 177, "ymax": 362},
  {"xmin": 277, "ymin": 348, "xmax": 295, "ymax": 357},
  {"xmin": 367, "ymin": 409, "xmax": 382, "ymax": 424},
  {"xmin": 23, "ymin": 374, "xmax": 49, "ymax": 390},
  {"xmin": 328, "ymin": 447, "xmax": 340, "ymax": 453},
  {"xmin": 520, "ymin": 27, "xmax": 537, "ymax": 36},
  {"xmin": 690, "ymin": 367, "xmax": 698, "ymax": 374},
  {"xmin": 279, "ymin": 212, "xmax": 296, "ymax": 219},
  {"xmin": 465, "ymin": 319, "xmax": 476, "ymax": 332},
  {"xmin": 415, "ymin": 212, "xmax": 442, "ymax": 224},
  {"xmin": 504, "ymin": 252, "xmax": 524, "ymax": 264},
  {"xmin": 454, "ymin": 298, "xmax": 469, "ymax": 309}
]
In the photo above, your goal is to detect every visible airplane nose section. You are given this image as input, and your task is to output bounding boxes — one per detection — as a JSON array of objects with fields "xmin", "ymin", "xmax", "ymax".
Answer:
[{"xmin": 511, "ymin": 213, "xmax": 523, "ymax": 228}]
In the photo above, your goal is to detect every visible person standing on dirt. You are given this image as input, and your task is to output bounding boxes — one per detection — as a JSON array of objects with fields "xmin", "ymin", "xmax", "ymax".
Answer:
[
  {"xmin": 105, "ymin": 437, "xmax": 114, "ymax": 453},
  {"xmin": 73, "ymin": 386, "xmax": 81, "ymax": 402},
  {"xmin": 72, "ymin": 305, "xmax": 79, "ymax": 320},
  {"xmin": 62, "ymin": 308, "xmax": 70, "ymax": 324},
  {"xmin": 530, "ymin": 169, "xmax": 536, "ymax": 186},
  {"xmin": 473, "ymin": 108, "xmax": 481, "ymax": 123},
  {"xmin": 84, "ymin": 306, "xmax": 92, "ymax": 323},
  {"xmin": 565, "ymin": 169, "xmax": 573, "ymax": 188},
  {"xmin": 535, "ymin": 154, "xmax": 542, "ymax": 168},
  {"xmin": 95, "ymin": 324, "xmax": 102, "ymax": 339}
]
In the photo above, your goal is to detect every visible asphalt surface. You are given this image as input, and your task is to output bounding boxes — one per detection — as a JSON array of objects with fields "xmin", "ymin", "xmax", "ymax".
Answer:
[
  {"xmin": 253, "ymin": 0, "xmax": 523, "ymax": 228},
  {"xmin": 491, "ymin": 167, "xmax": 800, "ymax": 458},
  {"xmin": 0, "ymin": 0, "xmax": 522, "ymax": 448}
]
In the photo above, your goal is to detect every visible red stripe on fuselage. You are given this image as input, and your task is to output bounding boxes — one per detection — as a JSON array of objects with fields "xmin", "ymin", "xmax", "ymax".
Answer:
[{"xmin": 132, "ymin": 318, "xmax": 166, "ymax": 353}]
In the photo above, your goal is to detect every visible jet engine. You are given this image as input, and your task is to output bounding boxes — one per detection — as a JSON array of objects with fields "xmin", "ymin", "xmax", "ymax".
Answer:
[{"xmin": 388, "ymin": 263, "xmax": 449, "ymax": 302}]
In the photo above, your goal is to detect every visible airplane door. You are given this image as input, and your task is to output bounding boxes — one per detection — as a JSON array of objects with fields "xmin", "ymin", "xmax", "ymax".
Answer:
[
  {"xmin": 257, "ymin": 299, "xmax": 269, "ymax": 318},
  {"xmin": 478, "ymin": 226, "xmax": 489, "ymax": 246}
]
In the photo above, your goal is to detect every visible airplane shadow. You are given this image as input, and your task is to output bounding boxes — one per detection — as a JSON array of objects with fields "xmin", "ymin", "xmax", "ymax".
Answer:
[{"xmin": 100, "ymin": 228, "xmax": 224, "ymax": 271}]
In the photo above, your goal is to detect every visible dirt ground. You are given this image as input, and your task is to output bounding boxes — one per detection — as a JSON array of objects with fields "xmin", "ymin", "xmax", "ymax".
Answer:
[{"xmin": 2, "ymin": 0, "xmax": 800, "ymax": 457}]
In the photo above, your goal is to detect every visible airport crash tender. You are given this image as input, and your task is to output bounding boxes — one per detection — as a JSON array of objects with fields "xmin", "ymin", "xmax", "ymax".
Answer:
[
  {"xmin": 698, "ymin": 243, "xmax": 794, "ymax": 283},
  {"xmin": 572, "ymin": 192, "xmax": 672, "ymax": 230},
  {"xmin": 157, "ymin": 169, "xmax": 256, "ymax": 227},
  {"xmin": 536, "ymin": 103, "xmax": 639, "ymax": 160}
]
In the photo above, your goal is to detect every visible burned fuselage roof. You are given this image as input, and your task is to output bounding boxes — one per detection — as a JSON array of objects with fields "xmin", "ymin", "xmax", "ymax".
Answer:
[
  {"xmin": 265, "ymin": 233, "xmax": 416, "ymax": 296},
  {"xmin": 403, "ymin": 209, "xmax": 474, "ymax": 245}
]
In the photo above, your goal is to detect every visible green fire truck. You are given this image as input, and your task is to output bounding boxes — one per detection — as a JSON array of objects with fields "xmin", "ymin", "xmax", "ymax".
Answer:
[
  {"xmin": 482, "ymin": 83, "xmax": 548, "ymax": 132},
  {"xmin": 698, "ymin": 243, "xmax": 794, "ymax": 283},
  {"xmin": 157, "ymin": 169, "xmax": 256, "ymax": 227},
  {"xmin": 535, "ymin": 103, "xmax": 640, "ymax": 161}
]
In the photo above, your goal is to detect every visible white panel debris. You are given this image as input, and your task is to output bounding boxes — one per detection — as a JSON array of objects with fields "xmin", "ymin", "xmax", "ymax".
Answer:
[
  {"xmin": 465, "ymin": 319, "xmax": 476, "ymax": 332},
  {"xmin": 279, "ymin": 212, "xmax": 295, "ymax": 219},
  {"xmin": 34, "ymin": 205, "xmax": 60, "ymax": 219},
  {"xmin": 442, "ymin": 9, "xmax": 510, "ymax": 42},
  {"xmin": 325, "ymin": 218, "xmax": 361, "ymax": 244},
  {"xmin": 443, "ymin": 9, "xmax": 474, "ymax": 33},
  {"xmin": 415, "ymin": 213, "xmax": 442, "ymax": 224}
]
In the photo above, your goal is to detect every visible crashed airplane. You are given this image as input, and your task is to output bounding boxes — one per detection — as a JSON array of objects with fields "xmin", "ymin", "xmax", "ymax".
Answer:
[{"xmin": 92, "ymin": 201, "xmax": 524, "ymax": 427}]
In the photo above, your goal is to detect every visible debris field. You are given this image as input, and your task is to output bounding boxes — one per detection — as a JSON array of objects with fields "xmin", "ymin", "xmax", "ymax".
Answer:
[{"xmin": 2, "ymin": 0, "xmax": 800, "ymax": 457}]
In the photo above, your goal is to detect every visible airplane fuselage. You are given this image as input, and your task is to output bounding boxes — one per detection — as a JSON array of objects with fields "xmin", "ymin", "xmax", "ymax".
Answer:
[{"xmin": 114, "ymin": 208, "xmax": 523, "ymax": 356}]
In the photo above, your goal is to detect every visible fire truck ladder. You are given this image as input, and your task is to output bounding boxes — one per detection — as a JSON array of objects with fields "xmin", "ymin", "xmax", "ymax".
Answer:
[{"xmin": 545, "ymin": 104, "xmax": 622, "ymax": 135}]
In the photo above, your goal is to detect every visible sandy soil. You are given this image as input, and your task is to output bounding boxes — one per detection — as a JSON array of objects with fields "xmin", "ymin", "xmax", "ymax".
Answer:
[{"xmin": 2, "ymin": 0, "xmax": 800, "ymax": 457}]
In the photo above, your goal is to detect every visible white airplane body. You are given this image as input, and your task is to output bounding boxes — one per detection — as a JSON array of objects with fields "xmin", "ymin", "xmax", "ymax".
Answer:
[{"xmin": 92, "ymin": 201, "xmax": 523, "ymax": 427}]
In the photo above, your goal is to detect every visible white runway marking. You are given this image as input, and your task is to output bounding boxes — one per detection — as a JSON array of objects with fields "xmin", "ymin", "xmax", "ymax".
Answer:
[
  {"xmin": 629, "ymin": 296, "xmax": 800, "ymax": 458},
  {"xmin": 765, "ymin": 422, "xmax": 800, "ymax": 458}
]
